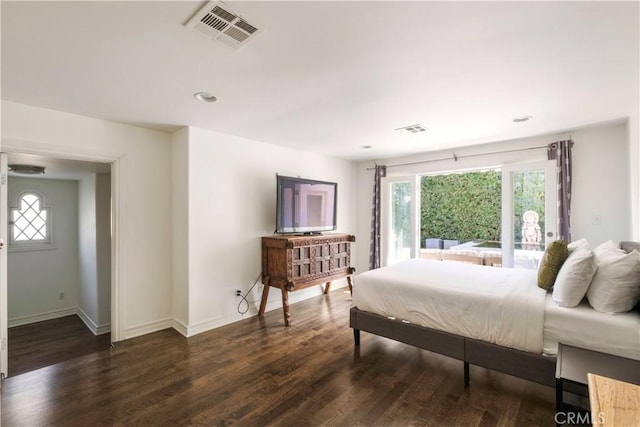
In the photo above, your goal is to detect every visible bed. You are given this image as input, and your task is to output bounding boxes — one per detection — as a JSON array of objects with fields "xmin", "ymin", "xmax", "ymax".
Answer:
[{"xmin": 350, "ymin": 258, "xmax": 640, "ymax": 388}]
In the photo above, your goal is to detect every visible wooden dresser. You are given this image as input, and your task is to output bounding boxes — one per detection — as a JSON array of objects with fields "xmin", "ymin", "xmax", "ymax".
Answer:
[{"xmin": 258, "ymin": 233, "xmax": 355, "ymax": 326}]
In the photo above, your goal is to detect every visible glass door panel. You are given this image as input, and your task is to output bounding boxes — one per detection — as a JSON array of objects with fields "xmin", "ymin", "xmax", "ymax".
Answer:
[
  {"xmin": 502, "ymin": 161, "xmax": 557, "ymax": 269},
  {"xmin": 513, "ymin": 169, "xmax": 546, "ymax": 269},
  {"xmin": 382, "ymin": 177, "xmax": 417, "ymax": 266}
]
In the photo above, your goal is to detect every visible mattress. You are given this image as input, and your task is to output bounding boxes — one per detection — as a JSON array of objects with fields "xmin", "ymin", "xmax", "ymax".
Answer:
[
  {"xmin": 353, "ymin": 258, "xmax": 547, "ymax": 353},
  {"xmin": 543, "ymin": 294, "xmax": 640, "ymax": 360}
]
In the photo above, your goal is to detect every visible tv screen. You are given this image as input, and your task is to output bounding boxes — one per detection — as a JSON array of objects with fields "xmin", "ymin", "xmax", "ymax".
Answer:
[{"xmin": 276, "ymin": 175, "xmax": 337, "ymax": 234}]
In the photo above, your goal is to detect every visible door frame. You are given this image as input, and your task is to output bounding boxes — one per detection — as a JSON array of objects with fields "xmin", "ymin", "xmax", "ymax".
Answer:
[
  {"xmin": 1, "ymin": 154, "xmax": 8, "ymax": 379},
  {"xmin": 0, "ymin": 148, "xmax": 121, "ymax": 378}
]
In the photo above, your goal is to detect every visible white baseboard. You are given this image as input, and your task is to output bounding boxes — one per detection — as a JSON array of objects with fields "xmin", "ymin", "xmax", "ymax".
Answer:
[
  {"xmin": 124, "ymin": 318, "xmax": 173, "ymax": 340},
  {"xmin": 77, "ymin": 307, "xmax": 111, "ymax": 336},
  {"xmin": 172, "ymin": 318, "xmax": 188, "ymax": 337},
  {"xmin": 9, "ymin": 307, "xmax": 112, "ymax": 336},
  {"xmin": 175, "ymin": 281, "xmax": 349, "ymax": 337},
  {"xmin": 77, "ymin": 307, "xmax": 98, "ymax": 334},
  {"xmin": 8, "ymin": 282, "xmax": 348, "ymax": 338},
  {"xmin": 95, "ymin": 323, "xmax": 111, "ymax": 336},
  {"xmin": 8, "ymin": 307, "xmax": 77, "ymax": 328},
  {"xmin": 183, "ymin": 312, "xmax": 242, "ymax": 337}
]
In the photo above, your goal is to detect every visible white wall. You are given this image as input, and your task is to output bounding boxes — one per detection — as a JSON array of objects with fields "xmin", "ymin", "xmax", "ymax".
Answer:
[
  {"xmin": 1, "ymin": 101, "xmax": 173, "ymax": 340},
  {"xmin": 171, "ymin": 128, "xmax": 189, "ymax": 333},
  {"xmin": 2, "ymin": 101, "xmax": 356, "ymax": 341},
  {"xmin": 78, "ymin": 174, "xmax": 98, "ymax": 329},
  {"xmin": 570, "ymin": 123, "xmax": 630, "ymax": 245},
  {"xmin": 7, "ymin": 177, "xmax": 80, "ymax": 325},
  {"xmin": 95, "ymin": 173, "xmax": 111, "ymax": 330},
  {"xmin": 629, "ymin": 102, "xmax": 639, "ymax": 240},
  {"xmin": 8, "ymin": 172, "xmax": 110, "ymax": 333},
  {"xmin": 78, "ymin": 173, "xmax": 111, "ymax": 335},
  {"xmin": 175, "ymin": 127, "xmax": 356, "ymax": 336},
  {"xmin": 354, "ymin": 122, "xmax": 632, "ymax": 273}
]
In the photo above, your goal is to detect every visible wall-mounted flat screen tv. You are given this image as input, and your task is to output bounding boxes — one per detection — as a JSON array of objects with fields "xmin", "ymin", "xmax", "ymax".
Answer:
[{"xmin": 276, "ymin": 175, "xmax": 337, "ymax": 234}]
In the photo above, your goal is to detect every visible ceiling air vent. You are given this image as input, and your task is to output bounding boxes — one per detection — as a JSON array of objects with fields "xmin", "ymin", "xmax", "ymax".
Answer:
[
  {"xmin": 185, "ymin": 1, "xmax": 260, "ymax": 49},
  {"xmin": 395, "ymin": 124, "xmax": 427, "ymax": 133}
]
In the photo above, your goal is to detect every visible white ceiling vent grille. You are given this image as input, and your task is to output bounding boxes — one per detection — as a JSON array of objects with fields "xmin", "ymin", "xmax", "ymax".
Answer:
[
  {"xmin": 395, "ymin": 124, "xmax": 427, "ymax": 133},
  {"xmin": 185, "ymin": 1, "xmax": 260, "ymax": 49}
]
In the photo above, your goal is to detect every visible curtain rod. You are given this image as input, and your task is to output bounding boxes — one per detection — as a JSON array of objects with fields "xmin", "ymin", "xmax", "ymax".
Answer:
[{"xmin": 365, "ymin": 143, "xmax": 565, "ymax": 171}]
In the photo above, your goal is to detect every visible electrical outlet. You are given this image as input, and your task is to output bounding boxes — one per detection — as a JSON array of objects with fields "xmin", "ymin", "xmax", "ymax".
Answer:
[
  {"xmin": 592, "ymin": 214, "xmax": 602, "ymax": 226},
  {"xmin": 235, "ymin": 290, "xmax": 242, "ymax": 297},
  {"xmin": 59, "ymin": 291, "xmax": 65, "ymax": 300}
]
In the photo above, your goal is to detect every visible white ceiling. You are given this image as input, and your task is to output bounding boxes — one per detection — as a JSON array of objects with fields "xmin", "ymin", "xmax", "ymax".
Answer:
[{"xmin": 2, "ymin": 1, "xmax": 638, "ymax": 161}]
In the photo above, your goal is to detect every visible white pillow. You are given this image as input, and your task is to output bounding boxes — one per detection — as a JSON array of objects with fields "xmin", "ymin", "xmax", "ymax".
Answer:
[
  {"xmin": 593, "ymin": 240, "xmax": 625, "ymax": 259},
  {"xmin": 568, "ymin": 238, "xmax": 590, "ymax": 252},
  {"xmin": 586, "ymin": 249, "xmax": 640, "ymax": 313},
  {"xmin": 552, "ymin": 248, "xmax": 597, "ymax": 307}
]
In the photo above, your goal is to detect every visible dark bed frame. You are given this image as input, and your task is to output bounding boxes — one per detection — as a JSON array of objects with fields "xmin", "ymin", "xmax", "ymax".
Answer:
[
  {"xmin": 349, "ymin": 243, "xmax": 640, "ymax": 389},
  {"xmin": 350, "ymin": 307, "xmax": 556, "ymax": 387}
]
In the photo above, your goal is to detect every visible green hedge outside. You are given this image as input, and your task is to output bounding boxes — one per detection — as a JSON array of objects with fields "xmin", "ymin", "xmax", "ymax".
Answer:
[
  {"xmin": 420, "ymin": 171, "xmax": 501, "ymax": 245},
  {"xmin": 420, "ymin": 170, "xmax": 545, "ymax": 247}
]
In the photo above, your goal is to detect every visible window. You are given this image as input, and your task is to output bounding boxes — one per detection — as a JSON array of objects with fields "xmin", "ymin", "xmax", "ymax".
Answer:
[{"xmin": 10, "ymin": 192, "xmax": 52, "ymax": 249}]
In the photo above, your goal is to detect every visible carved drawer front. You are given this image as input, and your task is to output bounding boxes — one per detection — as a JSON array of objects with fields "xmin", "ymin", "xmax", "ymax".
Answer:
[
  {"xmin": 262, "ymin": 233, "xmax": 355, "ymax": 289},
  {"xmin": 290, "ymin": 246, "xmax": 312, "ymax": 279},
  {"xmin": 315, "ymin": 244, "xmax": 331, "ymax": 276},
  {"xmin": 330, "ymin": 242, "xmax": 350, "ymax": 270}
]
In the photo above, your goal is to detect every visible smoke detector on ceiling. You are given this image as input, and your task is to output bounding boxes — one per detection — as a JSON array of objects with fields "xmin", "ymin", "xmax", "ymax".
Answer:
[{"xmin": 184, "ymin": 1, "xmax": 261, "ymax": 49}]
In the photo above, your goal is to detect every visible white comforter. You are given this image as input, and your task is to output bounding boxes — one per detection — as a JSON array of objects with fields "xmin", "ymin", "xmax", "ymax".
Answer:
[{"xmin": 353, "ymin": 259, "xmax": 548, "ymax": 353}]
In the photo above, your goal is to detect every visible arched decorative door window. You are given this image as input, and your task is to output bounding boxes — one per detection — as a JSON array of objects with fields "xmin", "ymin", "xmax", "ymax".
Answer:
[{"xmin": 10, "ymin": 192, "xmax": 51, "ymax": 246}]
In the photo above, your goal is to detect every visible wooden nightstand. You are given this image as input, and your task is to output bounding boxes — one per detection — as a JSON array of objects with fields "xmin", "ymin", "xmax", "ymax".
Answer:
[
  {"xmin": 588, "ymin": 373, "xmax": 640, "ymax": 426},
  {"xmin": 555, "ymin": 343, "xmax": 640, "ymax": 415}
]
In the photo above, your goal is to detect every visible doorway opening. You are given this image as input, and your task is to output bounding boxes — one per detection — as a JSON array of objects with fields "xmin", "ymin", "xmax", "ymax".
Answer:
[{"xmin": 4, "ymin": 153, "xmax": 113, "ymax": 377}]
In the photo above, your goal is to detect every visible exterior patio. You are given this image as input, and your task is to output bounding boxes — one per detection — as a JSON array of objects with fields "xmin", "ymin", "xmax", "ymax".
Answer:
[{"xmin": 420, "ymin": 239, "xmax": 544, "ymax": 270}]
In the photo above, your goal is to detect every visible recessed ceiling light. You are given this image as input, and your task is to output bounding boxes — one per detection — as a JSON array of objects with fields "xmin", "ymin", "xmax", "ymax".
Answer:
[
  {"xmin": 194, "ymin": 92, "xmax": 217, "ymax": 103},
  {"xmin": 513, "ymin": 116, "xmax": 533, "ymax": 123}
]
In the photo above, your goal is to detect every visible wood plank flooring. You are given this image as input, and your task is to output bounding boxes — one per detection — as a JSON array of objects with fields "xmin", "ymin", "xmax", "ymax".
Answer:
[
  {"xmin": 7, "ymin": 315, "xmax": 111, "ymax": 377},
  {"xmin": 1, "ymin": 291, "xmax": 555, "ymax": 426}
]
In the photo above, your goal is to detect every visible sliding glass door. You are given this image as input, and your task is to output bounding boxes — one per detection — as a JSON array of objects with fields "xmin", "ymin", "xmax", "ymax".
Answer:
[
  {"xmin": 381, "ymin": 176, "xmax": 419, "ymax": 266},
  {"xmin": 379, "ymin": 160, "xmax": 557, "ymax": 270}
]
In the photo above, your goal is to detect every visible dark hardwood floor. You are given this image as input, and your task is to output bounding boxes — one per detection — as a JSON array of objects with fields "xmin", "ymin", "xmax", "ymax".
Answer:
[
  {"xmin": 8, "ymin": 315, "xmax": 111, "ymax": 377},
  {"xmin": 1, "ymin": 291, "xmax": 556, "ymax": 426}
]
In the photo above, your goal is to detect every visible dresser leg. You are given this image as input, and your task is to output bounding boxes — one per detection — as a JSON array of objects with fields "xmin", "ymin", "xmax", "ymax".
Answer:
[
  {"xmin": 258, "ymin": 278, "xmax": 270, "ymax": 316},
  {"xmin": 280, "ymin": 285, "xmax": 291, "ymax": 326},
  {"xmin": 323, "ymin": 282, "xmax": 331, "ymax": 294}
]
